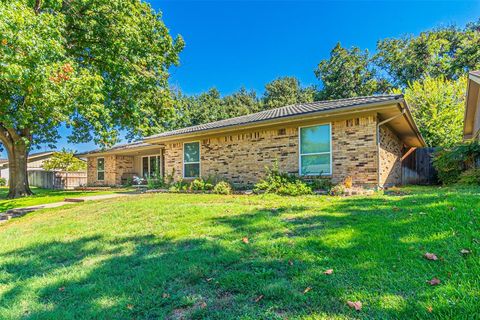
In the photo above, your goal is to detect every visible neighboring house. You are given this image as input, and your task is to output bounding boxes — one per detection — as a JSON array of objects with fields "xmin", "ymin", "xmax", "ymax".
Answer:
[
  {"xmin": 0, "ymin": 151, "xmax": 55, "ymax": 183},
  {"xmin": 464, "ymin": 71, "xmax": 480, "ymax": 141},
  {"xmin": 80, "ymin": 95, "xmax": 426, "ymax": 188}
]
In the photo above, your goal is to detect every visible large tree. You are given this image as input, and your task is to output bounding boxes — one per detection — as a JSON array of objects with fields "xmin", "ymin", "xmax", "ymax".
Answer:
[
  {"xmin": 315, "ymin": 43, "xmax": 390, "ymax": 100},
  {"xmin": 0, "ymin": 0, "xmax": 183, "ymax": 198},
  {"xmin": 374, "ymin": 21, "xmax": 480, "ymax": 87},
  {"xmin": 263, "ymin": 77, "xmax": 315, "ymax": 109}
]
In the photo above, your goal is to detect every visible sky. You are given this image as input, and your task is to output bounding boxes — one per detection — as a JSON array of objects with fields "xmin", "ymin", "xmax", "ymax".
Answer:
[{"xmin": 7, "ymin": 0, "xmax": 480, "ymax": 158}]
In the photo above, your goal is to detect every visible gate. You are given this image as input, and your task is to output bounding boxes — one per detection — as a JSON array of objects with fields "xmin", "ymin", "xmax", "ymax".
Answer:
[
  {"xmin": 401, "ymin": 147, "xmax": 438, "ymax": 185},
  {"xmin": 28, "ymin": 170, "xmax": 87, "ymax": 189}
]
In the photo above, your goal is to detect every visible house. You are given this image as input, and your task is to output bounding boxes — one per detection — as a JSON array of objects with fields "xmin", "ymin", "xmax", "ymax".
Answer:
[
  {"xmin": 80, "ymin": 94, "xmax": 426, "ymax": 188},
  {"xmin": 464, "ymin": 71, "xmax": 480, "ymax": 141},
  {"xmin": 0, "ymin": 151, "xmax": 55, "ymax": 183}
]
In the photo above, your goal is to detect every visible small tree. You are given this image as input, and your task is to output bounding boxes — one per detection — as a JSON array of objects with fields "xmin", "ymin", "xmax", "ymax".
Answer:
[
  {"xmin": 42, "ymin": 150, "xmax": 87, "ymax": 172},
  {"xmin": 402, "ymin": 76, "xmax": 466, "ymax": 147}
]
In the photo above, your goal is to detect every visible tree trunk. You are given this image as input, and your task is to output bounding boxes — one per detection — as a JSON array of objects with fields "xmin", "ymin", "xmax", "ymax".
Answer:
[{"xmin": 6, "ymin": 142, "xmax": 33, "ymax": 199}]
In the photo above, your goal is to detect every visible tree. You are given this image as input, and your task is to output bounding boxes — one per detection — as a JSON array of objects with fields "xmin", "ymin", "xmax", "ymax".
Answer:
[
  {"xmin": 374, "ymin": 21, "xmax": 480, "ymax": 87},
  {"xmin": 401, "ymin": 76, "xmax": 466, "ymax": 147},
  {"xmin": 222, "ymin": 87, "xmax": 260, "ymax": 117},
  {"xmin": 315, "ymin": 43, "xmax": 390, "ymax": 100},
  {"xmin": 0, "ymin": 0, "xmax": 183, "ymax": 198},
  {"xmin": 263, "ymin": 77, "xmax": 315, "ymax": 109},
  {"xmin": 42, "ymin": 150, "xmax": 87, "ymax": 172}
]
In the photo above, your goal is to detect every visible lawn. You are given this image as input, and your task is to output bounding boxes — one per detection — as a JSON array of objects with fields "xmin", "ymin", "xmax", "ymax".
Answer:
[
  {"xmin": 0, "ymin": 186, "xmax": 478, "ymax": 319},
  {"xmin": 0, "ymin": 187, "xmax": 126, "ymax": 212}
]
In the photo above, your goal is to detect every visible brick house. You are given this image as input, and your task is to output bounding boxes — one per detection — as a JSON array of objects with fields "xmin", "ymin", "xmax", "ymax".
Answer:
[
  {"xmin": 464, "ymin": 71, "xmax": 480, "ymax": 141},
  {"xmin": 79, "ymin": 95, "xmax": 425, "ymax": 188}
]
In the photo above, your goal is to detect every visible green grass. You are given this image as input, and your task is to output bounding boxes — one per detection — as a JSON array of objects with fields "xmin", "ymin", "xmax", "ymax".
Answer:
[
  {"xmin": 0, "ymin": 187, "xmax": 124, "ymax": 212},
  {"xmin": 0, "ymin": 186, "xmax": 479, "ymax": 319}
]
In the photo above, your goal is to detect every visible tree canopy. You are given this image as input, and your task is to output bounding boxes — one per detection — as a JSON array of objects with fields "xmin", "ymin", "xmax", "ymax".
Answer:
[
  {"xmin": 0, "ymin": 0, "xmax": 183, "ymax": 197},
  {"xmin": 42, "ymin": 149, "xmax": 87, "ymax": 172}
]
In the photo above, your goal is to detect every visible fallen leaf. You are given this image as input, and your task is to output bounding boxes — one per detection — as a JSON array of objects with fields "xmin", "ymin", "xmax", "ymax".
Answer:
[
  {"xmin": 1, "ymin": 39, "xmax": 7, "ymax": 46},
  {"xmin": 200, "ymin": 301, "xmax": 207, "ymax": 309},
  {"xmin": 460, "ymin": 249, "xmax": 471, "ymax": 255},
  {"xmin": 450, "ymin": 207, "xmax": 456, "ymax": 211},
  {"xmin": 303, "ymin": 287, "xmax": 312, "ymax": 294},
  {"xmin": 242, "ymin": 237, "xmax": 249, "ymax": 244},
  {"xmin": 427, "ymin": 277, "xmax": 441, "ymax": 286},
  {"xmin": 206, "ymin": 278, "xmax": 214, "ymax": 282},
  {"xmin": 347, "ymin": 301, "xmax": 362, "ymax": 311},
  {"xmin": 323, "ymin": 269, "xmax": 334, "ymax": 275},
  {"xmin": 424, "ymin": 253, "xmax": 438, "ymax": 261},
  {"xmin": 127, "ymin": 304, "xmax": 134, "ymax": 310},
  {"xmin": 162, "ymin": 293, "xmax": 170, "ymax": 298},
  {"xmin": 419, "ymin": 212, "xmax": 427, "ymax": 215},
  {"xmin": 58, "ymin": 287, "xmax": 65, "ymax": 292},
  {"xmin": 254, "ymin": 295, "xmax": 264, "ymax": 302},
  {"xmin": 392, "ymin": 206, "xmax": 400, "ymax": 212},
  {"xmin": 427, "ymin": 306, "xmax": 433, "ymax": 313},
  {"xmin": 288, "ymin": 260, "xmax": 294, "ymax": 266}
]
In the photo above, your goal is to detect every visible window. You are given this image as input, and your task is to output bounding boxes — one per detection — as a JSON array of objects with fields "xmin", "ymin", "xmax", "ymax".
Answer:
[
  {"xmin": 142, "ymin": 155, "xmax": 161, "ymax": 178},
  {"xmin": 299, "ymin": 124, "xmax": 331, "ymax": 175},
  {"xmin": 97, "ymin": 158, "xmax": 105, "ymax": 181},
  {"xmin": 183, "ymin": 142, "xmax": 200, "ymax": 178}
]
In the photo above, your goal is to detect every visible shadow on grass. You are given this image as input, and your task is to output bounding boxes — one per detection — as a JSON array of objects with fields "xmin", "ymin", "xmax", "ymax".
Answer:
[{"xmin": 0, "ymin": 190, "xmax": 478, "ymax": 319}]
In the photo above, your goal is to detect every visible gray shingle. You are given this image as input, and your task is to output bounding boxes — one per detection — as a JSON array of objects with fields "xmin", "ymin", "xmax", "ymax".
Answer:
[{"xmin": 146, "ymin": 94, "xmax": 402, "ymax": 140}]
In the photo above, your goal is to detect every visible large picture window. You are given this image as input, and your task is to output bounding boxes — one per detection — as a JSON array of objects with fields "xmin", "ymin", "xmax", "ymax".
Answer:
[
  {"xmin": 299, "ymin": 124, "xmax": 331, "ymax": 175},
  {"xmin": 183, "ymin": 142, "xmax": 200, "ymax": 178},
  {"xmin": 142, "ymin": 155, "xmax": 161, "ymax": 178},
  {"xmin": 97, "ymin": 158, "xmax": 105, "ymax": 181}
]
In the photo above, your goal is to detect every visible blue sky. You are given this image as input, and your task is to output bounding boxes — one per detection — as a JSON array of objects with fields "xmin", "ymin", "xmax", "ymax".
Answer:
[{"xmin": 11, "ymin": 0, "xmax": 480, "ymax": 157}]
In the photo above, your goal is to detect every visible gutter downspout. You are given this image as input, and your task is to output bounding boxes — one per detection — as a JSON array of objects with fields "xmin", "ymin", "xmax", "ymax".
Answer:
[{"xmin": 376, "ymin": 108, "xmax": 406, "ymax": 189}]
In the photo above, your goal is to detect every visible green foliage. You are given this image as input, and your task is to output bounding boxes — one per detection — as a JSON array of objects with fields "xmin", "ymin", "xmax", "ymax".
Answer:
[
  {"xmin": 213, "ymin": 181, "xmax": 233, "ymax": 195},
  {"xmin": 457, "ymin": 168, "xmax": 480, "ymax": 186},
  {"xmin": 315, "ymin": 43, "xmax": 390, "ymax": 100},
  {"xmin": 262, "ymin": 77, "xmax": 315, "ymax": 109},
  {"xmin": 168, "ymin": 180, "xmax": 189, "ymax": 193},
  {"xmin": 254, "ymin": 163, "xmax": 313, "ymax": 196},
  {"xmin": 307, "ymin": 178, "xmax": 333, "ymax": 191},
  {"xmin": 433, "ymin": 141, "xmax": 480, "ymax": 185},
  {"xmin": 189, "ymin": 178, "xmax": 214, "ymax": 191},
  {"xmin": 329, "ymin": 184, "xmax": 346, "ymax": 196},
  {"xmin": 401, "ymin": 76, "xmax": 466, "ymax": 147},
  {"xmin": 0, "ymin": 178, "xmax": 5, "ymax": 187},
  {"xmin": 374, "ymin": 21, "xmax": 480, "ymax": 87},
  {"xmin": 42, "ymin": 149, "xmax": 86, "ymax": 172},
  {"xmin": 146, "ymin": 178, "xmax": 165, "ymax": 190}
]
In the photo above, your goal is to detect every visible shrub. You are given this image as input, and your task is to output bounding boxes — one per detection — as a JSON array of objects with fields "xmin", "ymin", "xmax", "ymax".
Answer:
[
  {"xmin": 147, "ymin": 177, "xmax": 164, "ymax": 190},
  {"xmin": 330, "ymin": 184, "xmax": 346, "ymax": 196},
  {"xmin": 433, "ymin": 141, "xmax": 480, "ymax": 185},
  {"xmin": 457, "ymin": 168, "xmax": 480, "ymax": 185},
  {"xmin": 254, "ymin": 162, "xmax": 313, "ymax": 196},
  {"xmin": 169, "ymin": 180, "xmax": 189, "ymax": 192},
  {"xmin": 189, "ymin": 178, "xmax": 214, "ymax": 191},
  {"xmin": 0, "ymin": 178, "xmax": 6, "ymax": 187},
  {"xmin": 306, "ymin": 177, "xmax": 332, "ymax": 191},
  {"xmin": 213, "ymin": 181, "xmax": 233, "ymax": 195}
]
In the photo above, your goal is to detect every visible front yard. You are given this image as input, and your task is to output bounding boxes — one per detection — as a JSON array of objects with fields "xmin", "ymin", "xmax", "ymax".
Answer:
[
  {"xmin": 0, "ymin": 187, "xmax": 127, "ymax": 212},
  {"xmin": 0, "ymin": 186, "xmax": 478, "ymax": 319}
]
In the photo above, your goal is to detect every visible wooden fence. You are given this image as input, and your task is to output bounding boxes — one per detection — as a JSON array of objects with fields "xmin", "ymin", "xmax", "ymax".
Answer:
[
  {"xmin": 401, "ymin": 147, "xmax": 438, "ymax": 185},
  {"xmin": 28, "ymin": 170, "xmax": 87, "ymax": 190}
]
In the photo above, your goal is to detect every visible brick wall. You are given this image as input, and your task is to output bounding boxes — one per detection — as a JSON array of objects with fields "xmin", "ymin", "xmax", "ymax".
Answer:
[
  {"xmin": 163, "ymin": 114, "xmax": 383, "ymax": 187},
  {"xmin": 379, "ymin": 125, "xmax": 403, "ymax": 187},
  {"xmin": 87, "ymin": 155, "xmax": 134, "ymax": 186}
]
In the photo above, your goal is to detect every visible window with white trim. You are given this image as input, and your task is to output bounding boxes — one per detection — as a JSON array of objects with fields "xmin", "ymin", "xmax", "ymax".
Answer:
[
  {"xmin": 299, "ymin": 124, "xmax": 331, "ymax": 175},
  {"xmin": 142, "ymin": 155, "xmax": 161, "ymax": 178},
  {"xmin": 183, "ymin": 142, "xmax": 200, "ymax": 178},
  {"xmin": 97, "ymin": 158, "xmax": 105, "ymax": 180}
]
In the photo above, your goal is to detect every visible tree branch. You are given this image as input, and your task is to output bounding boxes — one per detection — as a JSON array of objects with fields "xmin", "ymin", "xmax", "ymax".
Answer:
[{"xmin": 34, "ymin": 0, "xmax": 42, "ymax": 14}]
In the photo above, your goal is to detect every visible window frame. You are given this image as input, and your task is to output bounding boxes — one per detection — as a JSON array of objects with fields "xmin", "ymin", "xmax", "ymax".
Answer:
[
  {"xmin": 141, "ymin": 154, "xmax": 161, "ymax": 178},
  {"xmin": 97, "ymin": 157, "xmax": 105, "ymax": 181},
  {"xmin": 183, "ymin": 141, "xmax": 201, "ymax": 179},
  {"xmin": 298, "ymin": 123, "xmax": 332, "ymax": 176}
]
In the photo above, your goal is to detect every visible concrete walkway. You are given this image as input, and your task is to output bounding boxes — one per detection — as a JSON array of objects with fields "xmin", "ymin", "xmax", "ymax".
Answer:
[{"xmin": 0, "ymin": 192, "xmax": 139, "ymax": 223}]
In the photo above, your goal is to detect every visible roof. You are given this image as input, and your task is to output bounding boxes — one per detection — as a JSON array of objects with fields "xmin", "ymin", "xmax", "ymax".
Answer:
[
  {"xmin": 76, "ymin": 141, "xmax": 152, "ymax": 156},
  {"xmin": 146, "ymin": 94, "xmax": 403, "ymax": 140},
  {"xmin": 0, "ymin": 151, "xmax": 55, "ymax": 169}
]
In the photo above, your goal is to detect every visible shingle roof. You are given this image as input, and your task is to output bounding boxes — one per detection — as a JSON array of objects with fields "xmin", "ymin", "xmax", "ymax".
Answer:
[
  {"xmin": 76, "ymin": 141, "xmax": 152, "ymax": 156},
  {"xmin": 146, "ymin": 94, "xmax": 403, "ymax": 140}
]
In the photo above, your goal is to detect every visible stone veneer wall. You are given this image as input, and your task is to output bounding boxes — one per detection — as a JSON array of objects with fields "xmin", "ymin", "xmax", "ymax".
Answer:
[
  {"xmin": 87, "ymin": 155, "xmax": 134, "ymax": 186},
  {"xmin": 379, "ymin": 125, "xmax": 403, "ymax": 187},
  {"xmin": 163, "ymin": 114, "xmax": 382, "ymax": 187}
]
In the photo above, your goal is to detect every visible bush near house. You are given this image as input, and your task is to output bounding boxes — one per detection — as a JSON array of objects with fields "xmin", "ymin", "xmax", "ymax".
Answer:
[
  {"xmin": 0, "ymin": 178, "xmax": 6, "ymax": 187},
  {"xmin": 433, "ymin": 141, "xmax": 480, "ymax": 185}
]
